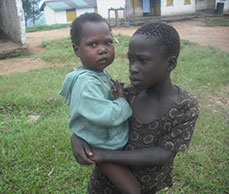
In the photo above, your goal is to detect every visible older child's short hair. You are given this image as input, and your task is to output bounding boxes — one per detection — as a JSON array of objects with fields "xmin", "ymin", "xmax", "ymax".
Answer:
[
  {"xmin": 134, "ymin": 23, "xmax": 180, "ymax": 58},
  {"xmin": 70, "ymin": 12, "xmax": 111, "ymax": 45}
]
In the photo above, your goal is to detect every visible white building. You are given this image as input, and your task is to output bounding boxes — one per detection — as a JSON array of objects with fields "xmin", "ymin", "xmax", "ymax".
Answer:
[
  {"xmin": 96, "ymin": 0, "xmax": 125, "ymax": 18},
  {"xmin": 40, "ymin": 0, "xmax": 229, "ymax": 25},
  {"xmin": 160, "ymin": 0, "xmax": 196, "ymax": 16},
  {"xmin": 125, "ymin": 0, "xmax": 210, "ymax": 18},
  {"xmin": 40, "ymin": 0, "xmax": 97, "ymax": 25}
]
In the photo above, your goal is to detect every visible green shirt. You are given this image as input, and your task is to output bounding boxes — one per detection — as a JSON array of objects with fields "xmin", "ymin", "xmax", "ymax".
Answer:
[{"xmin": 60, "ymin": 67, "xmax": 132, "ymax": 149}]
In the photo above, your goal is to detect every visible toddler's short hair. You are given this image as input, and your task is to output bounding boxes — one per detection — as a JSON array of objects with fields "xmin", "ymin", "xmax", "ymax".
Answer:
[
  {"xmin": 70, "ymin": 12, "xmax": 110, "ymax": 45},
  {"xmin": 133, "ymin": 23, "xmax": 180, "ymax": 58}
]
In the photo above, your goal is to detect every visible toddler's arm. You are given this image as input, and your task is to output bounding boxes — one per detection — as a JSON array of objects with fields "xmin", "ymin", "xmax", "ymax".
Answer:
[{"xmin": 111, "ymin": 79, "xmax": 126, "ymax": 99}]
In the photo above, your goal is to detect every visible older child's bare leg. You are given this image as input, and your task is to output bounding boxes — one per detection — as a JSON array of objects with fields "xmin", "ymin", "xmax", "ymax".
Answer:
[{"xmin": 97, "ymin": 162, "xmax": 141, "ymax": 194}]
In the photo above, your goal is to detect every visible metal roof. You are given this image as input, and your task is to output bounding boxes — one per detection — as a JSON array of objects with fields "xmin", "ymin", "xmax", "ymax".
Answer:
[
  {"xmin": 71, "ymin": 0, "xmax": 88, "ymax": 7},
  {"xmin": 40, "ymin": 0, "xmax": 96, "ymax": 11},
  {"xmin": 46, "ymin": 2, "xmax": 72, "ymax": 10}
]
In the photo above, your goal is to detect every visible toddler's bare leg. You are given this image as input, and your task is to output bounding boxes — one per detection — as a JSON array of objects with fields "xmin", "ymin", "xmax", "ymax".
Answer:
[{"xmin": 97, "ymin": 162, "xmax": 141, "ymax": 194}]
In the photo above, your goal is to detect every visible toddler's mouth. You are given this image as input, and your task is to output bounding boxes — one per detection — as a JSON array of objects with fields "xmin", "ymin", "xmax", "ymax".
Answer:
[{"xmin": 98, "ymin": 57, "xmax": 108, "ymax": 64}]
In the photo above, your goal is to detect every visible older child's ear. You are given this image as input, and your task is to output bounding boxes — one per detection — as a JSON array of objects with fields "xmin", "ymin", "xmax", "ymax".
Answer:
[
  {"xmin": 72, "ymin": 43, "xmax": 80, "ymax": 57},
  {"xmin": 167, "ymin": 56, "xmax": 177, "ymax": 72}
]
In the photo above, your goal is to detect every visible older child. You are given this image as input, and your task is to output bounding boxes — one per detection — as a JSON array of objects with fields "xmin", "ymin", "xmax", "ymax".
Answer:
[
  {"xmin": 71, "ymin": 22, "xmax": 200, "ymax": 193},
  {"xmin": 60, "ymin": 13, "xmax": 141, "ymax": 194}
]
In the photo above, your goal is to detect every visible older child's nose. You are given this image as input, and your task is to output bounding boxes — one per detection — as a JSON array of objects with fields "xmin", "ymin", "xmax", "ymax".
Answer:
[{"xmin": 129, "ymin": 63, "xmax": 139, "ymax": 74}]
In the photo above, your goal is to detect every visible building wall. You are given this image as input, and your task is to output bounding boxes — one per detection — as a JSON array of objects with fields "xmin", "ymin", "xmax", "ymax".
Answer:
[
  {"xmin": 161, "ymin": 0, "xmax": 196, "ymax": 16},
  {"xmin": 97, "ymin": 0, "xmax": 125, "ymax": 18},
  {"xmin": 126, "ymin": 0, "xmax": 143, "ymax": 17},
  {"xmin": 0, "ymin": 0, "xmax": 26, "ymax": 44},
  {"xmin": 195, "ymin": 0, "xmax": 216, "ymax": 10},
  {"xmin": 195, "ymin": 0, "xmax": 208, "ymax": 10},
  {"xmin": 44, "ymin": 6, "xmax": 95, "ymax": 25},
  {"xmin": 56, "ymin": 10, "xmax": 67, "ymax": 24},
  {"xmin": 44, "ymin": 6, "xmax": 56, "ymax": 25},
  {"xmin": 77, "ymin": 8, "xmax": 95, "ymax": 17},
  {"xmin": 126, "ymin": 0, "xmax": 196, "ymax": 17}
]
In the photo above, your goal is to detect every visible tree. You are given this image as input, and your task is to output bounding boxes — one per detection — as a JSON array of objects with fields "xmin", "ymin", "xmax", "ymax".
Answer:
[{"xmin": 22, "ymin": 0, "xmax": 42, "ymax": 26}]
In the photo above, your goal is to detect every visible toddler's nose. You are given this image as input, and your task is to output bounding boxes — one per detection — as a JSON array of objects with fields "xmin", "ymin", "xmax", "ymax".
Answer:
[{"xmin": 98, "ymin": 46, "xmax": 107, "ymax": 54}]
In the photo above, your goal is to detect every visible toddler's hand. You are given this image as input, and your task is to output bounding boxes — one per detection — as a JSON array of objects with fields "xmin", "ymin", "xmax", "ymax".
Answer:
[
  {"xmin": 70, "ymin": 134, "xmax": 94, "ymax": 165},
  {"xmin": 111, "ymin": 79, "xmax": 126, "ymax": 99}
]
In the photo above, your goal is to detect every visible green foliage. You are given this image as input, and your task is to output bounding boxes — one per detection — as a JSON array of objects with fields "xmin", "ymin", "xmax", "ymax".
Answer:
[
  {"xmin": 22, "ymin": 0, "xmax": 42, "ymax": 26},
  {"xmin": 0, "ymin": 36, "xmax": 228, "ymax": 193},
  {"xmin": 206, "ymin": 17, "xmax": 229, "ymax": 26},
  {"xmin": 26, "ymin": 24, "xmax": 71, "ymax": 32}
]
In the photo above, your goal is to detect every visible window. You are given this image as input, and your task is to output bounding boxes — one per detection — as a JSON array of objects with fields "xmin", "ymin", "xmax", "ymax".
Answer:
[
  {"xmin": 167, "ymin": 0, "xmax": 173, "ymax": 6},
  {"xmin": 66, "ymin": 10, "xmax": 76, "ymax": 22},
  {"xmin": 132, "ymin": 0, "xmax": 139, "ymax": 7},
  {"xmin": 184, "ymin": 0, "xmax": 191, "ymax": 4}
]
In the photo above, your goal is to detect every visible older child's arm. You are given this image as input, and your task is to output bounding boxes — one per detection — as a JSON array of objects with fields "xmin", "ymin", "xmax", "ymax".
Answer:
[
  {"xmin": 71, "ymin": 134, "xmax": 174, "ymax": 167},
  {"xmin": 91, "ymin": 147, "xmax": 175, "ymax": 166}
]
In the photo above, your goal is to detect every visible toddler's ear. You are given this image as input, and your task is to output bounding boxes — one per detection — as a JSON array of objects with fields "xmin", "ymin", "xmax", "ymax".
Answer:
[
  {"xmin": 167, "ymin": 56, "xmax": 177, "ymax": 72},
  {"xmin": 72, "ymin": 43, "xmax": 80, "ymax": 57}
]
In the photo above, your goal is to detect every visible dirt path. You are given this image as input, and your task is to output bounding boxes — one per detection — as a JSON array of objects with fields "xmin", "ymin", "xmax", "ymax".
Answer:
[
  {"xmin": 0, "ymin": 19, "xmax": 229, "ymax": 75},
  {"xmin": 112, "ymin": 19, "xmax": 229, "ymax": 51}
]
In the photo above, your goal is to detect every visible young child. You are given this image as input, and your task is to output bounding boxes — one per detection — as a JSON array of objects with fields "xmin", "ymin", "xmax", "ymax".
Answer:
[
  {"xmin": 71, "ymin": 22, "xmax": 200, "ymax": 194},
  {"xmin": 60, "ymin": 13, "xmax": 141, "ymax": 194}
]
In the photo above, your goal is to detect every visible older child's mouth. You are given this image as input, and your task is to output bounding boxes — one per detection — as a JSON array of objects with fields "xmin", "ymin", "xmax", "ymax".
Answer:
[{"xmin": 129, "ymin": 77, "xmax": 141, "ymax": 85}]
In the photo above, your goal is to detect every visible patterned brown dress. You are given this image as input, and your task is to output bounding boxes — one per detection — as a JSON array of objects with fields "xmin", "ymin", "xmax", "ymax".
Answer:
[{"xmin": 87, "ymin": 86, "xmax": 200, "ymax": 194}]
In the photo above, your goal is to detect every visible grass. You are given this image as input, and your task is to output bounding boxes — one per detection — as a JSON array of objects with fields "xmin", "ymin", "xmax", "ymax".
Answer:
[
  {"xmin": 26, "ymin": 24, "xmax": 71, "ymax": 33},
  {"xmin": 0, "ymin": 35, "xmax": 229, "ymax": 193},
  {"xmin": 206, "ymin": 17, "xmax": 229, "ymax": 26}
]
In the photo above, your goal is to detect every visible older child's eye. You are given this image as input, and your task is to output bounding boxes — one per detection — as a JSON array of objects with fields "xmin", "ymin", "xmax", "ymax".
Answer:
[
  {"xmin": 140, "ymin": 58, "xmax": 147, "ymax": 63},
  {"xmin": 128, "ymin": 56, "xmax": 133, "ymax": 63}
]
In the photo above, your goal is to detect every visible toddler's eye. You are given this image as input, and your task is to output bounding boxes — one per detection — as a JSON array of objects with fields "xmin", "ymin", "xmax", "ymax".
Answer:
[
  {"xmin": 106, "ymin": 40, "xmax": 113, "ymax": 46},
  {"xmin": 89, "ymin": 42, "xmax": 97, "ymax": 47}
]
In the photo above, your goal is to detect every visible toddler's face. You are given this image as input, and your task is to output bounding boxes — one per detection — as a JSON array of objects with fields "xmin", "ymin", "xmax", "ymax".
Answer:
[
  {"xmin": 75, "ymin": 21, "xmax": 114, "ymax": 72},
  {"xmin": 128, "ymin": 34, "xmax": 169, "ymax": 90}
]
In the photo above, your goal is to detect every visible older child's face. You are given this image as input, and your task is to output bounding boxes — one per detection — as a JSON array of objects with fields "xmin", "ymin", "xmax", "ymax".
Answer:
[
  {"xmin": 75, "ymin": 21, "xmax": 114, "ymax": 72},
  {"xmin": 128, "ymin": 34, "xmax": 169, "ymax": 90}
]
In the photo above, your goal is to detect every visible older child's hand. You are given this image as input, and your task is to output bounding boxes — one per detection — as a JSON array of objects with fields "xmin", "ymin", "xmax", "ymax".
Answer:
[
  {"xmin": 88, "ymin": 148, "xmax": 104, "ymax": 163},
  {"xmin": 70, "ymin": 134, "xmax": 95, "ymax": 165},
  {"xmin": 111, "ymin": 79, "xmax": 126, "ymax": 99}
]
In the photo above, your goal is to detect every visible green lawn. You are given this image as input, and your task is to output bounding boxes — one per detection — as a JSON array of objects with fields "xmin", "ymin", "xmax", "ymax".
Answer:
[
  {"xmin": 206, "ymin": 17, "xmax": 229, "ymax": 26},
  {"xmin": 0, "ymin": 35, "xmax": 228, "ymax": 193},
  {"xmin": 26, "ymin": 24, "xmax": 71, "ymax": 33}
]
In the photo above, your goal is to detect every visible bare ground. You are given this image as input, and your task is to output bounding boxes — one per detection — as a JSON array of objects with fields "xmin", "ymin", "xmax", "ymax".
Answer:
[{"xmin": 0, "ymin": 18, "xmax": 229, "ymax": 75}]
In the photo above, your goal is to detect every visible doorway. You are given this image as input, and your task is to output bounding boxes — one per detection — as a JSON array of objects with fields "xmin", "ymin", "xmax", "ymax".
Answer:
[{"xmin": 142, "ymin": 0, "xmax": 160, "ymax": 16}]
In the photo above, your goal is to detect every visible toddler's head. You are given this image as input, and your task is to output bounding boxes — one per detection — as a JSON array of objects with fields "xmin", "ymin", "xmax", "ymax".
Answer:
[
  {"xmin": 70, "ymin": 13, "xmax": 114, "ymax": 72},
  {"xmin": 70, "ymin": 12, "xmax": 110, "ymax": 46}
]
